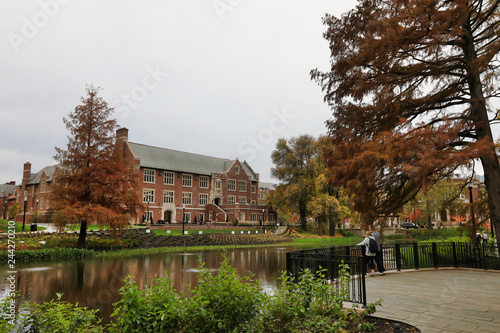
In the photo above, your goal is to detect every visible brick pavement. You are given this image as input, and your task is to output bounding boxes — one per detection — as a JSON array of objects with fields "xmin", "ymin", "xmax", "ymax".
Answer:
[{"xmin": 364, "ymin": 268, "xmax": 500, "ymax": 332}]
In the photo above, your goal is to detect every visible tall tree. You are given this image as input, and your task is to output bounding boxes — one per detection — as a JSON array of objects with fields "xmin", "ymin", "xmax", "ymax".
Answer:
[
  {"xmin": 271, "ymin": 135, "xmax": 321, "ymax": 230},
  {"xmin": 311, "ymin": 0, "xmax": 500, "ymax": 245},
  {"xmin": 52, "ymin": 85, "xmax": 140, "ymax": 247}
]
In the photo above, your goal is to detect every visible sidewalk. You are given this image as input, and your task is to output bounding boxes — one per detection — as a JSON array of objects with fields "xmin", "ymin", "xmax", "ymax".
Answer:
[{"xmin": 364, "ymin": 268, "xmax": 500, "ymax": 332}]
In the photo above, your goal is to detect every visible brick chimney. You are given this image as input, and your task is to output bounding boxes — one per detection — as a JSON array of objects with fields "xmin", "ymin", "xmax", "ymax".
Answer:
[
  {"xmin": 23, "ymin": 162, "xmax": 31, "ymax": 183},
  {"xmin": 116, "ymin": 128, "xmax": 129, "ymax": 142}
]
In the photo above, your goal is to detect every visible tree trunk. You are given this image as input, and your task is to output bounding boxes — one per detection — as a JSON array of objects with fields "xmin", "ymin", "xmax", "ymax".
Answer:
[
  {"xmin": 462, "ymin": 23, "xmax": 500, "ymax": 256},
  {"xmin": 299, "ymin": 199, "xmax": 307, "ymax": 230},
  {"xmin": 426, "ymin": 197, "xmax": 432, "ymax": 230},
  {"xmin": 78, "ymin": 219, "xmax": 87, "ymax": 248}
]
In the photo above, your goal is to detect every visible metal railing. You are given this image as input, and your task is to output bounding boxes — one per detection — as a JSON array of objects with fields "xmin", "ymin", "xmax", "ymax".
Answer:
[{"xmin": 286, "ymin": 242, "xmax": 499, "ymax": 307}]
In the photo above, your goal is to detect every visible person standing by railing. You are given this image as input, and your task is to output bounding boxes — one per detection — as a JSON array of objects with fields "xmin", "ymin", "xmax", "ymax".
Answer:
[
  {"xmin": 369, "ymin": 225, "xmax": 387, "ymax": 275},
  {"xmin": 357, "ymin": 231, "xmax": 376, "ymax": 276}
]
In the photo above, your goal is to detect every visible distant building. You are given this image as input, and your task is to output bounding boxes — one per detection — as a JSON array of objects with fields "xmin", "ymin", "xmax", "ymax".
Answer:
[
  {"xmin": 14, "ymin": 163, "xmax": 57, "ymax": 224},
  {"xmin": 0, "ymin": 181, "xmax": 17, "ymax": 219},
  {"xmin": 258, "ymin": 181, "xmax": 276, "ymax": 206}
]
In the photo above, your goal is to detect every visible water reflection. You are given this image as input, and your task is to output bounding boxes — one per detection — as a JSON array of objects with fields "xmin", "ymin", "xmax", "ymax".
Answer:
[{"xmin": 0, "ymin": 246, "xmax": 298, "ymax": 322}]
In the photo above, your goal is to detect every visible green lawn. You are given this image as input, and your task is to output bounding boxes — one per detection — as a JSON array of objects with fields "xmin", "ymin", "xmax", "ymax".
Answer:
[
  {"xmin": 153, "ymin": 228, "xmax": 261, "ymax": 236},
  {"xmin": 0, "ymin": 219, "xmax": 46, "ymax": 233}
]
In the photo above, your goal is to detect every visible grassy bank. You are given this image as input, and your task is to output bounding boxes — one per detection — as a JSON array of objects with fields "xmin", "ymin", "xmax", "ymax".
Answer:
[{"xmin": 0, "ymin": 219, "xmax": 46, "ymax": 233}]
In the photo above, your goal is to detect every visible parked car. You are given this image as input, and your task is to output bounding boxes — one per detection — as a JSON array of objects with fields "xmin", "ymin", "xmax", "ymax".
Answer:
[{"xmin": 402, "ymin": 222, "xmax": 418, "ymax": 229}]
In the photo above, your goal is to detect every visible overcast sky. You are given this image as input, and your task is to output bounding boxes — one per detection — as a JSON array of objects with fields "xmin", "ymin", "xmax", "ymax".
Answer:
[
  {"xmin": 2, "ymin": 1, "xmax": 497, "ymax": 186},
  {"xmin": 1, "ymin": 0, "xmax": 361, "ymax": 184}
]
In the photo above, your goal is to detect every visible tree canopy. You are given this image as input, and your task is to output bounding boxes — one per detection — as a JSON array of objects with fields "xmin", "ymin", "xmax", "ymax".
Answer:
[
  {"xmin": 52, "ymin": 85, "xmax": 140, "ymax": 246},
  {"xmin": 312, "ymin": 0, "xmax": 500, "ymax": 235}
]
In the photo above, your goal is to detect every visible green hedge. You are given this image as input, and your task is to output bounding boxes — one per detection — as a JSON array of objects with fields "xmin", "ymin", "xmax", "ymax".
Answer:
[{"xmin": 0, "ymin": 248, "xmax": 96, "ymax": 261}]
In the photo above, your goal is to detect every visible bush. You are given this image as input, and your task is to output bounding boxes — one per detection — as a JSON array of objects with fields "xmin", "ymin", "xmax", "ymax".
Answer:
[
  {"xmin": 0, "ymin": 293, "xmax": 103, "ymax": 333},
  {"xmin": 1, "ymin": 257, "xmax": 380, "ymax": 333}
]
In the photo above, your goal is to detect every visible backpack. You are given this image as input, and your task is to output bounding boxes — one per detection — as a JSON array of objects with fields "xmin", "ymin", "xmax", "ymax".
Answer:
[{"xmin": 368, "ymin": 237, "xmax": 378, "ymax": 253}]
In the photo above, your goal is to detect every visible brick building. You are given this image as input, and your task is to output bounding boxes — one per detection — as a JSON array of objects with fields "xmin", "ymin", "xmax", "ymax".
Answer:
[
  {"xmin": 0, "ymin": 181, "xmax": 17, "ymax": 219},
  {"xmin": 12, "ymin": 128, "xmax": 276, "ymax": 226},
  {"xmin": 117, "ymin": 128, "xmax": 276, "ymax": 225},
  {"xmin": 14, "ymin": 163, "xmax": 58, "ymax": 224}
]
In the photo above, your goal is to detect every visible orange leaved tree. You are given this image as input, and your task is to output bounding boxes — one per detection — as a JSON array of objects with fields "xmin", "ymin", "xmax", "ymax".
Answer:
[
  {"xmin": 312, "ymin": 0, "xmax": 500, "ymax": 246},
  {"xmin": 52, "ymin": 85, "xmax": 140, "ymax": 247}
]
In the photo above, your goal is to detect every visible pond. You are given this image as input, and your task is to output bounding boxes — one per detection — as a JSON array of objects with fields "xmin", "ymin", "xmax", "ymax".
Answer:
[{"xmin": 1, "ymin": 246, "xmax": 304, "ymax": 322}]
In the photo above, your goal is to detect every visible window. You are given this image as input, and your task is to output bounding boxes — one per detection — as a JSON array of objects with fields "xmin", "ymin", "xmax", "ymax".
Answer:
[
  {"xmin": 259, "ymin": 213, "xmax": 264, "ymax": 221},
  {"xmin": 41, "ymin": 181, "xmax": 46, "ymax": 193},
  {"xmin": 143, "ymin": 189, "xmax": 154, "ymax": 203},
  {"xmin": 182, "ymin": 192, "xmax": 192, "ymax": 205},
  {"xmin": 199, "ymin": 176, "xmax": 209, "ymax": 188},
  {"xmin": 40, "ymin": 198, "xmax": 44, "ymax": 210},
  {"xmin": 235, "ymin": 166, "xmax": 240, "ymax": 174},
  {"xmin": 163, "ymin": 191, "xmax": 174, "ymax": 203},
  {"xmin": 199, "ymin": 193, "xmax": 208, "ymax": 206},
  {"xmin": 46, "ymin": 199, "xmax": 50, "ymax": 210},
  {"xmin": 228, "ymin": 196, "xmax": 236, "ymax": 204},
  {"xmin": 164, "ymin": 172, "xmax": 174, "ymax": 185},
  {"xmin": 228, "ymin": 179, "xmax": 236, "ymax": 191},
  {"xmin": 251, "ymin": 185, "xmax": 256, "ymax": 193},
  {"xmin": 251, "ymin": 200, "xmax": 256, "ymax": 205},
  {"xmin": 215, "ymin": 179, "xmax": 222, "ymax": 189},
  {"xmin": 184, "ymin": 212, "xmax": 191, "ymax": 223},
  {"xmin": 145, "ymin": 211, "xmax": 153, "ymax": 223},
  {"xmin": 200, "ymin": 213, "xmax": 205, "ymax": 222},
  {"xmin": 144, "ymin": 169, "xmax": 155, "ymax": 183},
  {"xmin": 239, "ymin": 196, "xmax": 247, "ymax": 204},
  {"xmin": 250, "ymin": 213, "xmax": 257, "ymax": 221},
  {"xmin": 239, "ymin": 181, "xmax": 247, "ymax": 192},
  {"xmin": 182, "ymin": 174, "xmax": 192, "ymax": 187}
]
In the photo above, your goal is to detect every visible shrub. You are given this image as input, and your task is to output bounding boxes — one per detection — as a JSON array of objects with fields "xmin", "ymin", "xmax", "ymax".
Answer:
[
  {"xmin": 0, "ymin": 293, "xmax": 103, "ymax": 333},
  {"xmin": 254, "ymin": 263, "xmax": 379, "ymax": 332}
]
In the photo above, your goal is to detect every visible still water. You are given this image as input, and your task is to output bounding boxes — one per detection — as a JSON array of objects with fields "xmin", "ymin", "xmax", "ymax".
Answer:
[{"xmin": 1, "ymin": 246, "xmax": 302, "ymax": 321}]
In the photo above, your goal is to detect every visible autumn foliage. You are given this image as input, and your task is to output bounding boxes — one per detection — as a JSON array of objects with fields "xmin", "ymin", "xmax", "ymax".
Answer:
[
  {"xmin": 312, "ymin": 0, "xmax": 500, "ymax": 235},
  {"xmin": 51, "ymin": 85, "xmax": 140, "ymax": 246}
]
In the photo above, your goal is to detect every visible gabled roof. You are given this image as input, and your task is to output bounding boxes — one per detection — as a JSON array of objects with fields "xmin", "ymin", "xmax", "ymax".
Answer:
[
  {"xmin": 27, "ymin": 165, "xmax": 58, "ymax": 185},
  {"xmin": 127, "ymin": 142, "xmax": 258, "ymax": 181},
  {"xmin": 0, "ymin": 184, "xmax": 17, "ymax": 197},
  {"xmin": 259, "ymin": 181, "xmax": 277, "ymax": 191}
]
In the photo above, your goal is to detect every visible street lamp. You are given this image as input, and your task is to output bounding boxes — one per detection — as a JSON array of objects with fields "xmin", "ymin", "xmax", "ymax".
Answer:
[
  {"xmin": 147, "ymin": 198, "xmax": 150, "ymax": 225},
  {"xmin": 35, "ymin": 199, "xmax": 39, "ymax": 224},
  {"xmin": 262, "ymin": 208, "xmax": 265, "ymax": 233},
  {"xmin": 182, "ymin": 204, "xmax": 186, "ymax": 235},
  {"xmin": 22, "ymin": 196, "xmax": 27, "ymax": 231},
  {"xmin": 468, "ymin": 185, "xmax": 476, "ymax": 242}
]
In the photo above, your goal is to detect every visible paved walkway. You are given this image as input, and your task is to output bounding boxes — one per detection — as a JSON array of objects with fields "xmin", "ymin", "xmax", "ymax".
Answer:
[{"xmin": 364, "ymin": 268, "xmax": 500, "ymax": 332}]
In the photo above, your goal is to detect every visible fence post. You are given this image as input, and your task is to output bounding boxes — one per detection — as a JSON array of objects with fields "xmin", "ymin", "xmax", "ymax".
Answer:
[
  {"xmin": 452, "ymin": 242, "xmax": 458, "ymax": 268},
  {"xmin": 360, "ymin": 257, "xmax": 367, "ymax": 308},
  {"xmin": 345, "ymin": 245, "xmax": 351, "ymax": 257},
  {"xmin": 395, "ymin": 243, "xmax": 402, "ymax": 271},
  {"xmin": 432, "ymin": 242, "xmax": 438, "ymax": 269},
  {"xmin": 413, "ymin": 242, "xmax": 419, "ymax": 270}
]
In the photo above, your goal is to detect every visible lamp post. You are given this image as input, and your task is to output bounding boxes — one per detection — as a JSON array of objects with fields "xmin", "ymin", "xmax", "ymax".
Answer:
[
  {"xmin": 468, "ymin": 185, "xmax": 476, "ymax": 242},
  {"xmin": 35, "ymin": 199, "xmax": 39, "ymax": 224},
  {"xmin": 182, "ymin": 204, "xmax": 186, "ymax": 235},
  {"xmin": 262, "ymin": 208, "xmax": 265, "ymax": 232},
  {"xmin": 147, "ymin": 198, "xmax": 150, "ymax": 225},
  {"xmin": 22, "ymin": 196, "xmax": 27, "ymax": 231}
]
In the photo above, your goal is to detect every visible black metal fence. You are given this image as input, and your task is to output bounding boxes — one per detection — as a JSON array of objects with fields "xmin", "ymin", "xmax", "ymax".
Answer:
[{"xmin": 286, "ymin": 242, "xmax": 500, "ymax": 307}]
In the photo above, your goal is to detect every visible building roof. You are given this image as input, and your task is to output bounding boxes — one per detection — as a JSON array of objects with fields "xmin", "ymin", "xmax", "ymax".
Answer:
[
  {"xmin": 0, "ymin": 184, "xmax": 17, "ymax": 198},
  {"xmin": 127, "ymin": 142, "xmax": 259, "ymax": 181},
  {"xmin": 27, "ymin": 165, "xmax": 58, "ymax": 185},
  {"xmin": 259, "ymin": 181, "xmax": 277, "ymax": 191}
]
